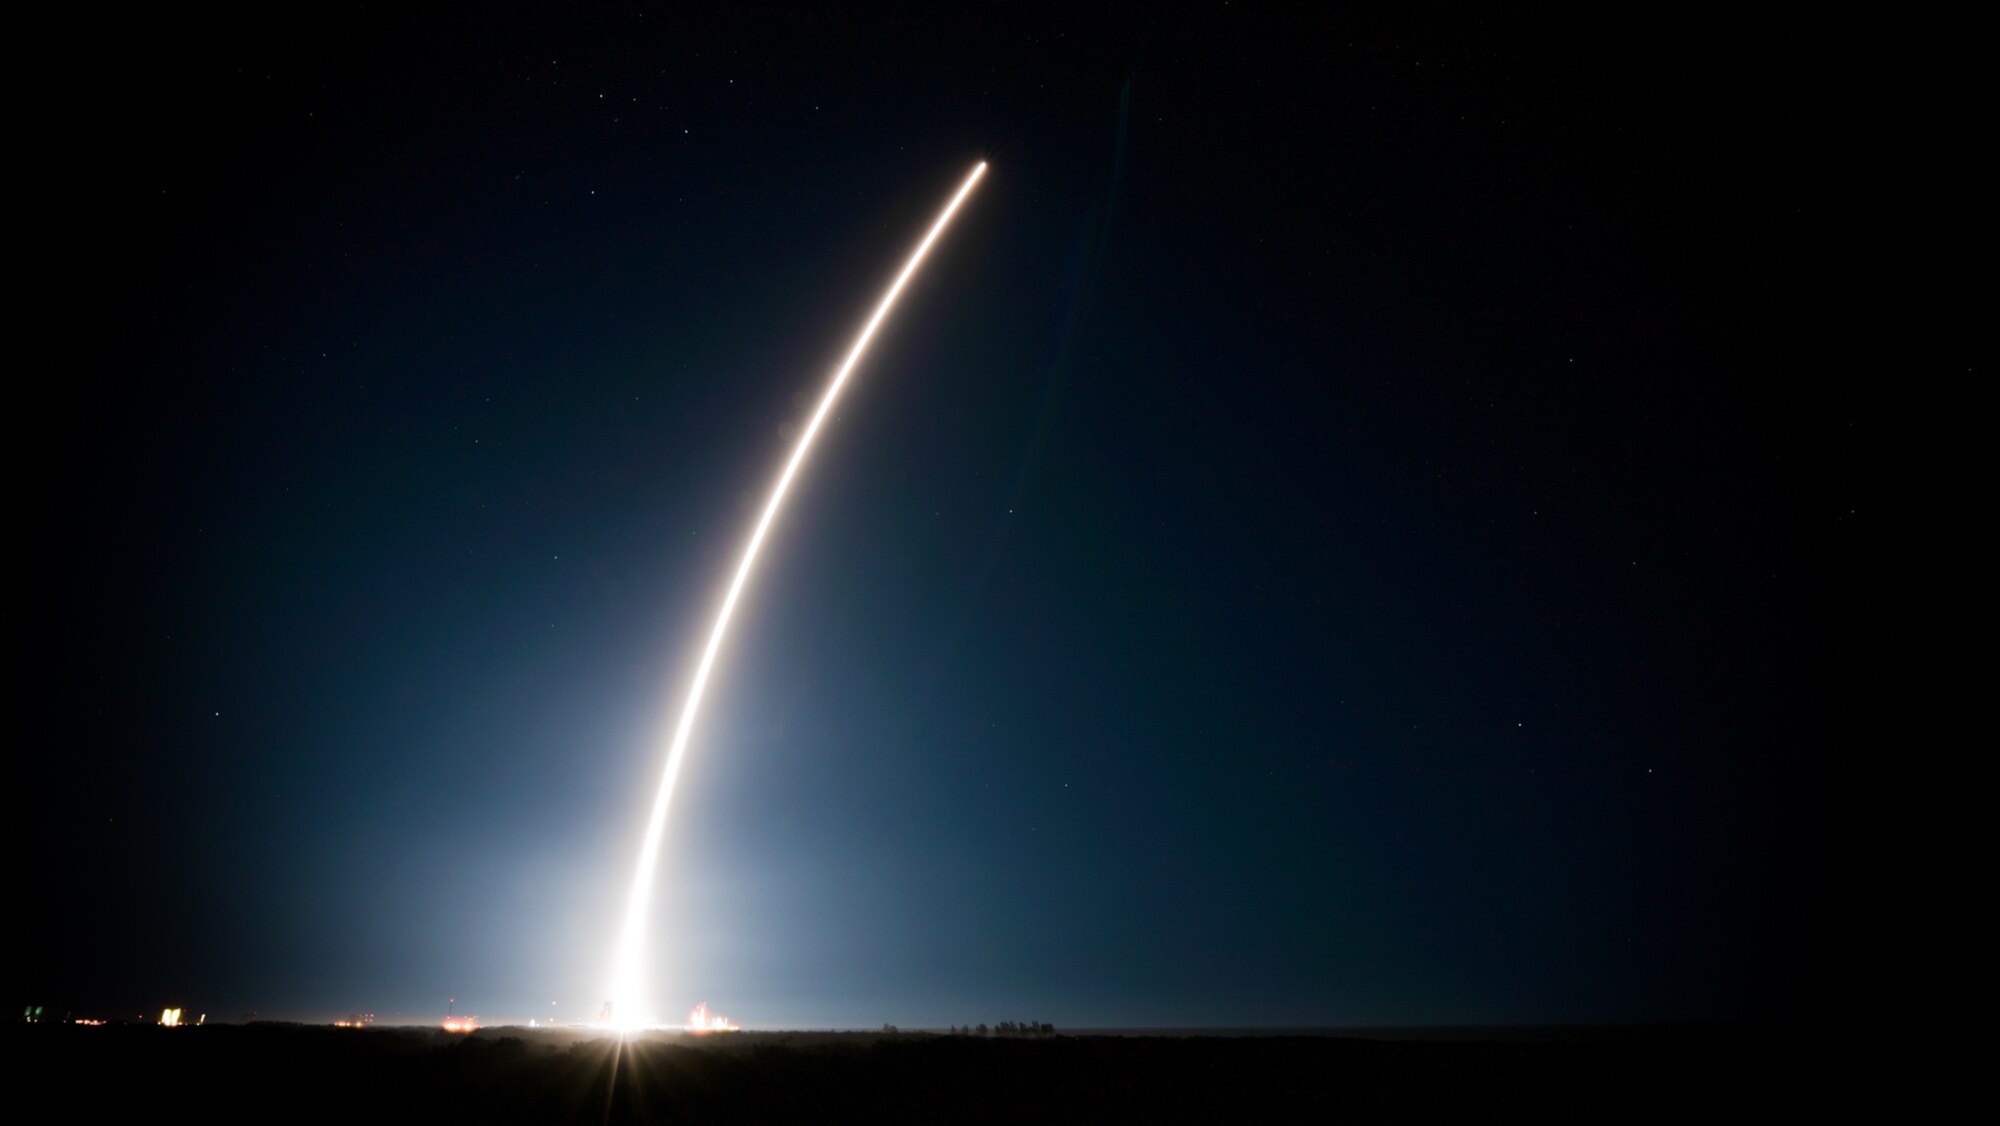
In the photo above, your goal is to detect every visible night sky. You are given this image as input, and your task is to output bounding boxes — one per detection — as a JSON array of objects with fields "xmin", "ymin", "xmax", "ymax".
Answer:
[{"xmin": 18, "ymin": 6, "xmax": 1868, "ymax": 1029}]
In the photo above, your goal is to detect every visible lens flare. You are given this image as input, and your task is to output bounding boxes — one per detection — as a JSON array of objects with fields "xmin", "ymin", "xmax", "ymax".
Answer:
[{"xmin": 606, "ymin": 161, "xmax": 989, "ymax": 1027}]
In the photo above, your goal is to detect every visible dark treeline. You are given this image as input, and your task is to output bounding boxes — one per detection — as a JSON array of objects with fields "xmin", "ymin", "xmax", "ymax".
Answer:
[
  {"xmin": 944, "ymin": 1021, "xmax": 1055, "ymax": 1036},
  {"xmin": 9, "ymin": 1022, "xmax": 1820, "ymax": 1123}
]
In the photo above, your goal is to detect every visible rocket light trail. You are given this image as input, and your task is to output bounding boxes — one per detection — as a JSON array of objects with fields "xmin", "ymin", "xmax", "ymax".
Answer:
[{"xmin": 606, "ymin": 161, "xmax": 988, "ymax": 1027}]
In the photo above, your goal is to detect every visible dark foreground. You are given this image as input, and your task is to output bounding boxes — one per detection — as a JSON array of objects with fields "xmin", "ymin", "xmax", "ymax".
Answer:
[{"xmin": 12, "ymin": 1023, "xmax": 1819, "ymax": 1123}]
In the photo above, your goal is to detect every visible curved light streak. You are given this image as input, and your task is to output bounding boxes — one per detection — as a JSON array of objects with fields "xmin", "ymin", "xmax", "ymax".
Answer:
[{"xmin": 606, "ymin": 161, "xmax": 988, "ymax": 1026}]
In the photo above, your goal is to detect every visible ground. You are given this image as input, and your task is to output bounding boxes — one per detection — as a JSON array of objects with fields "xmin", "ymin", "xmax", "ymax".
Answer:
[{"xmin": 11, "ymin": 1022, "xmax": 1823, "ymax": 1122}]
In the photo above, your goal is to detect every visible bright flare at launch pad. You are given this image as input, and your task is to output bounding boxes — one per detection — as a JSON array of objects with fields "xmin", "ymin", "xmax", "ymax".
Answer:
[{"xmin": 606, "ymin": 161, "xmax": 989, "ymax": 1028}]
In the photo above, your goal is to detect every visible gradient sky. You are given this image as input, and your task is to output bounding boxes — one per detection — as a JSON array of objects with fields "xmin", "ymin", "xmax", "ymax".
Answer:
[{"xmin": 18, "ymin": 6, "xmax": 1865, "ymax": 1028}]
